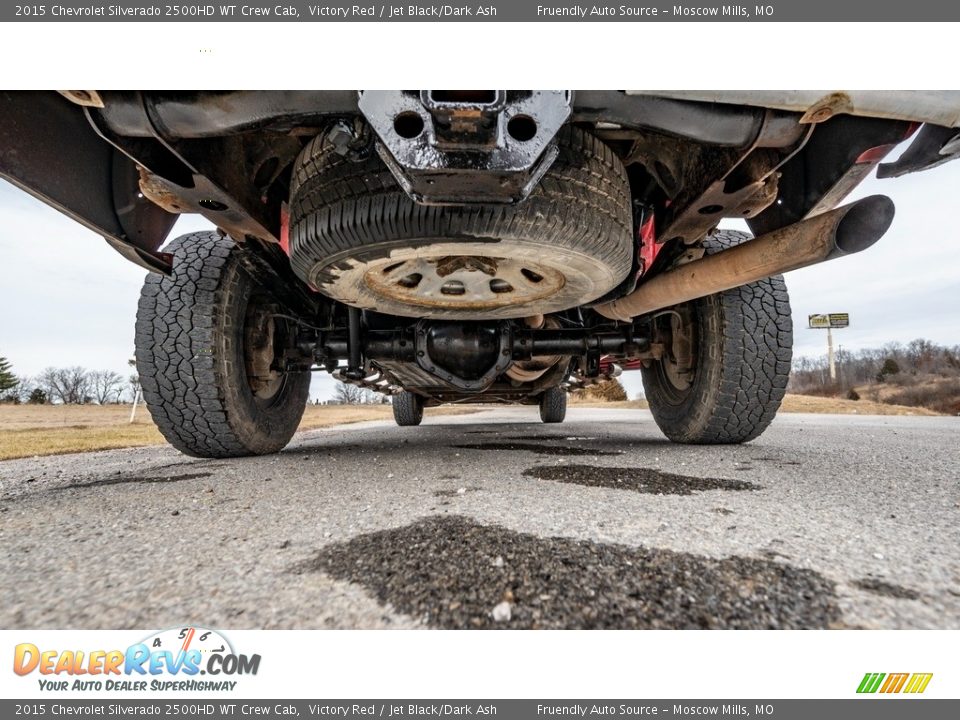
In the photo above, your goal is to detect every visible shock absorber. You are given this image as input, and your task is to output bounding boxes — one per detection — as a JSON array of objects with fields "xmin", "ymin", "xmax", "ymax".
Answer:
[{"xmin": 344, "ymin": 306, "xmax": 364, "ymax": 380}]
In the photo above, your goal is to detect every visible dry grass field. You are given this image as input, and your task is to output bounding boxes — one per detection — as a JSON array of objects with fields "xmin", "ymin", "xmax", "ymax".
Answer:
[
  {"xmin": 570, "ymin": 393, "xmax": 940, "ymax": 416},
  {"xmin": 778, "ymin": 393, "xmax": 939, "ymax": 416},
  {"xmin": 0, "ymin": 403, "xmax": 476, "ymax": 461},
  {"xmin": 0, "ymin": 392, "xmax": 940, "ymax": 461}
]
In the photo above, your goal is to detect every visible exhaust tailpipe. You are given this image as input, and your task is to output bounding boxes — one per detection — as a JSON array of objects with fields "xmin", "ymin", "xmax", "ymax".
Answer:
[{"xmin": 593, "ymin": 195, "xmax": 895, "ymax": 321}]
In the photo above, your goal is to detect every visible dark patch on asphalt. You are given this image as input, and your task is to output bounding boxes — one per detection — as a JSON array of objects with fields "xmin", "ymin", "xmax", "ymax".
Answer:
[
  {"xmin": 505, "ymin": 434, "xmax": 594, "ymax": 442},
  {"xmin": 296, "ymin": 445, "xmax": 360, "ymax": 457},
  {"xmin": 752, "ymin": 456, "xmax": 802, "ymax": 466},
  {"xmin": 299, "ymin": 515, "xmax": 842, "ymax": 629},
  {"xmin": 762, "ymin": 549, "xmax": 791, "ymax": 561},
  {"xmin": 59, "ymin": 472, "xmax": 213, "ymax": 490},
  {"xmin": 713, "ymin": 507, "xmax": 735, "ymax": 515},
  {"xmin": 522, "ymin": 464, "xmax": 758, "ymax": 495},
  {"xmin": 853, "ymin": 578, "xmax": 921, "ymax": 600},
  {"xmin": 127, "ymin": 460, "xmax": 220, "ymax": 474},
  {"xmin": 453, "ymin": 442, "xmax": 619, "ymax": 457}
]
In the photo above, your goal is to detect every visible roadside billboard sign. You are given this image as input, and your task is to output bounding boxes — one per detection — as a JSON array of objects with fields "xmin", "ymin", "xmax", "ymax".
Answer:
[{"xmin": 808, "ymin": 313, "xmax": 850, "ymax": 329}]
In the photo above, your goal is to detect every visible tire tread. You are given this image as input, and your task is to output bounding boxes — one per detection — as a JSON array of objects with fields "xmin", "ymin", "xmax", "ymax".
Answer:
[
  {"xmin": 642, "ymin": 229, "xmax": 792, "ymax": 444},
  {"xmin": 135, "ymin": 232, "xmax": 309, "ymax": 458}
]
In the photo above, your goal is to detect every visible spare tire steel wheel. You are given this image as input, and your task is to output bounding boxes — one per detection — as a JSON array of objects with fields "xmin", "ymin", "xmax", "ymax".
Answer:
[{"xmin": 288, "ymin": 126, "xmax": 633, "ymax": 319}]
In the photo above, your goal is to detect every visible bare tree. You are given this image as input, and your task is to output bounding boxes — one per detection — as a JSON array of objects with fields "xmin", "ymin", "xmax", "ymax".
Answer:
[
  {"xmin": 14, "ymin": 376, "xmax": 35, "ymax": 403},
  {"xmin": 89, "ymin": 369, "xmax": 124, "ymax": 404},
  {"xmin": 789, "ymin": 338, "xmax": 960, "ymax": 397},
  {"xmin": 906, "ymin": 338, "xmax": 938, "ymax": 373},
  {"xmin": 127, "ymin": 373, "xmax": 141, "ymax": 403},
  {"xmin": 333, "ymin": 382, "xmax": 367, "ymax": 405},
  {"xmin": 361, "ymin": 388, "xmax": 382, "ymax": 404},
  {"xmin": 1, "ymin": 374, "xmax": 34, "ymax": 404},
  {"xmin": 38, "ymin": 366, "xmax": 91, "ymax": 404},
  {"xmin": 127, "ymin": 357, "xmax": 141, "ymax": 404}
]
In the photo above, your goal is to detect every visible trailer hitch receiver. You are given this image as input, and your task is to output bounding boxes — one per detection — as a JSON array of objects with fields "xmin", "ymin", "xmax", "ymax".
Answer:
[{"xmin": 358, "ymin": 90, "xmax": 572, "ymax": 205}]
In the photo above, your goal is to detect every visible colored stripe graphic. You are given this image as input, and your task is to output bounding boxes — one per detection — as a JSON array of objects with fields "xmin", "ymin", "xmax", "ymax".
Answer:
[
  {"xmin": 904, "ymin": 673, "xmax": 934, "ymax": 694},
  {"xmin": 880, "ymin": 673, "xmax": 909, "ymax": 693},
  {"xmin": 857, "ymin": 672, "xmax": 932, "ymax": 694},
  {"xmin": 857, "ymin": 673, "xmax": 885, "ymax": 693}
]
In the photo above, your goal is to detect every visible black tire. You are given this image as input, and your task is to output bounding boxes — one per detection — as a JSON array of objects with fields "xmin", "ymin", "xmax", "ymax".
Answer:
[
  {"xmin": 393, "ymin": 391, "xmax": 424, "ymax": 426},
  {"xmin": 288, "ymin": 125, "xmax": 633, "ymax": 319},
  {"xmin": 539, "ymin": 386, "xmax": 567, "ymax": 424},
  {"xmin": 641, "ymin": 230, "xmax": 792, "ymax": 444},
  {"xmin": 135, "ymin": 231, "xmax": 311, "ymax": 458}
]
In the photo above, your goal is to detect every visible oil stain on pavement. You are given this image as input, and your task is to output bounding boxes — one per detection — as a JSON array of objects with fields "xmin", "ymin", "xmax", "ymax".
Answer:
[
  {"xmin": 57, "ymin": 472, "xmax": 213, "ymax": 491},
  {"xmin": 299, "ymin": 515, "xmax": 842, "ymax": 629},
  {"xmin": 522, "ymin": 464, "xmax": 758, "ymax": 495},
  {"xmin": 505, "ymin": 434, "xmax": 598, "ymax": 442},
  {"xmin": 453, "ymin": 442, "xmax": 620, "ymax": 456},
  {"xmin": 853, "ymin": 577, "xmax": 921, "ymax": 600}
]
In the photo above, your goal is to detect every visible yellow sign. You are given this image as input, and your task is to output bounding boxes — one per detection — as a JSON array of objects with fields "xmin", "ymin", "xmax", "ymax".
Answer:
[{"xmin": 808, "ymin": 313, "xmax": 849, "ymax": 329}]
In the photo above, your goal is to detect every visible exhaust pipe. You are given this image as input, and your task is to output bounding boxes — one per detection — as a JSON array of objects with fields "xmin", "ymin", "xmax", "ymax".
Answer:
[{"xmin": 593, "ymin": 195, "xmax": 895, "ymax": 321}]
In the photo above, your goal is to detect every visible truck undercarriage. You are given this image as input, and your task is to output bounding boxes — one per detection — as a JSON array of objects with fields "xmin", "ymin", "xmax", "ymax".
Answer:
[{"xmin": 2, "ymin": 90, "xmax": 958, "ymax": 456}]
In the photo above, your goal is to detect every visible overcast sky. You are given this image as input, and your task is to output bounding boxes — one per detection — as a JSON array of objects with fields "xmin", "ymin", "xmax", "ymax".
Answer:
[{"xmin": 1, "ymin": 142, "xmax": 958, "ymax": 401}]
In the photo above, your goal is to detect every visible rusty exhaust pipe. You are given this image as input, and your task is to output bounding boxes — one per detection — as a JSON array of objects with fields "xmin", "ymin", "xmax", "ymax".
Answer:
[{"xmin": 593, "ymin": 195, "xmax": 895, "ymax": 321}]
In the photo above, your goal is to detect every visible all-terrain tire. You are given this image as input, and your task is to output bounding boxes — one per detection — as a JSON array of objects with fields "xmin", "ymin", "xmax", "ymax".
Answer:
[
  {"xmin": 135, "ymin": 232, "xmax": 311, "ymax": 458},
  {"xmin": 287, "ymin": 125, "xmax": 633, "ymax": 319},
  {"xmin": 641, "ymin": 230, "xmax": 792, "ymax": 444},
  {"xmin": 539, "ymin": 386, "xmax": 567, "ymax": 424},
  {"xmin": 393, "ymin": 391, "xmax": 424, "ymax": 426}
]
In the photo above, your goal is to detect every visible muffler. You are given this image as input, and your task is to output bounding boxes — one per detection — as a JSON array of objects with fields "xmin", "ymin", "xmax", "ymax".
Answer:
[{"xmin": 593, "ymin": 195, "xmax": 895, "ymax": 321}]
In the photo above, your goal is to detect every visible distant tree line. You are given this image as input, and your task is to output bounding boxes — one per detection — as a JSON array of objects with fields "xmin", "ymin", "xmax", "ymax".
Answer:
[
  {"xmin": 789, "ymin": 339, "xmax": 960, "ymax": 413},
  {"xmin": 0, "ymin": 356, "xmax": 139, "ymax": 405}
]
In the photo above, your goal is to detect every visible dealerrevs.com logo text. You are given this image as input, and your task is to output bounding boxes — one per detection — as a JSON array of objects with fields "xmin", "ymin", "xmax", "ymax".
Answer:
[{"xmin": 12, "ymin": 627, "xmax": 260, "ymax": 692}]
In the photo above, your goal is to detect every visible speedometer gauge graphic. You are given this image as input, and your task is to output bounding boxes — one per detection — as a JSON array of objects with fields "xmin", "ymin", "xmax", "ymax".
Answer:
[{"xmin": 140, "ymin": 626, "xmax": 234, "ymax": 659}]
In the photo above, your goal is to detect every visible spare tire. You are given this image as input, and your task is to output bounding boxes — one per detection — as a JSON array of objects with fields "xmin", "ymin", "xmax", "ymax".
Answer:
[{"xmin": 288, "ymin": 125, "xmax": 633, "ymax": 319}]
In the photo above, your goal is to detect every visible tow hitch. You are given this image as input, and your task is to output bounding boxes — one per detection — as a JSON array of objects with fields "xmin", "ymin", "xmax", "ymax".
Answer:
[{"xmin": 358, "ymin": 90, "xmax": 572, "ymax": 204}]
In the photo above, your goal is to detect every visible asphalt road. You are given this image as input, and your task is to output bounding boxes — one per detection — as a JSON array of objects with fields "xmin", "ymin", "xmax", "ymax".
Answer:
[{"xmin": 1, "ymin": 408, "xmax": 958, "ymax": 630}]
